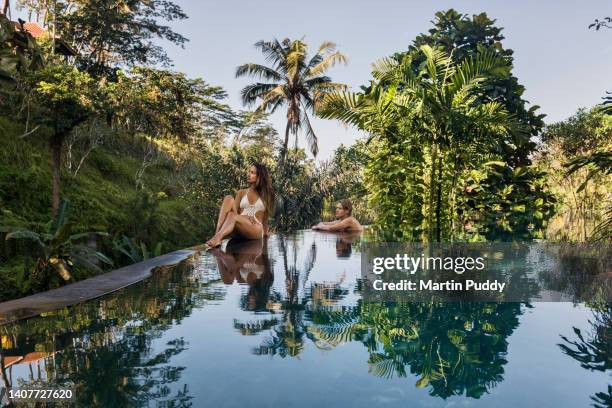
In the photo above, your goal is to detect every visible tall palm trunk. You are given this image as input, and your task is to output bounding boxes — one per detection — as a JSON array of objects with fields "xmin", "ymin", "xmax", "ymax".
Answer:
[
  {"xmin": 435, "ymin": 154, "xmax": 443, "ymax": 242},
  {"xmin": 280, "ymin": 121, "xmax": 291, "ymax": 169},
  {"xmin": 428, "ymin": 141, "xmax": 438, "ymax": 242},
  {"xmin": 50, "ymin": 132, "xmax": 64, "ymax": 218},
  {"xmin": 281, "ymin": 99, "xmax": 300, "ymax": 166},
  {"xmin": 449, "ymin": 156, "xmax": 459, "ymax": 242}
]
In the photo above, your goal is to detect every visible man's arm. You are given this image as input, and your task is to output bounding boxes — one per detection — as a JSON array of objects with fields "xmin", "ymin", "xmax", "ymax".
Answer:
[
  {"xmin": 312, "ymin": 220, "xmax": 339, "ymax": 230},
  {"xmin": 317, "ymin": 218, "xmax": 352, "ymax": 232}
]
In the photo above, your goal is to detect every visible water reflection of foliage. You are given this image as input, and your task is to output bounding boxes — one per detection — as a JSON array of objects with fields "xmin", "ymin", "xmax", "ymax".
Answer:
[
  {"xmin": 1, "ymin": 255, "xmax": 222, "ymax": 407},
  {"xmin": 242, "ymin": 234, "xmax": 525, "ymax": 400},
  {"xmin": 559, "ymin": 304, "xmax": 612, "ymax": 408},
  {"xmin": 310, "ymin": 302, "xmax": 524, "ymax": 399},
  {"xmin": 537, "ymin": 244, "xmax": 611, "ymax": 304}
]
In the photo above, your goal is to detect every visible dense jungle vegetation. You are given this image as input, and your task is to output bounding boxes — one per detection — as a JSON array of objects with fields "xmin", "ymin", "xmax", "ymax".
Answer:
[{"xmin": 0, "ymin": 4, "xmax": 609, "ymax": 300}]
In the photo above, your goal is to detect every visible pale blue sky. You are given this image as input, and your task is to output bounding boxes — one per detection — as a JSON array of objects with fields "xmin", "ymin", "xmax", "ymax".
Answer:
[{"xmin": 158, "ymin": 1, "xmax": 610, "ymax": 159}]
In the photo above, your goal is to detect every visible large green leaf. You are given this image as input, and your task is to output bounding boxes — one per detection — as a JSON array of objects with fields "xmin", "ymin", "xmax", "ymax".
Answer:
[
  {"xmin": 50, "ymin": 200, "xmax": 70, "ymax": 236},
  {"xmin": 5, "ymin": 230, "xmax": 44, "ymax": 248}
]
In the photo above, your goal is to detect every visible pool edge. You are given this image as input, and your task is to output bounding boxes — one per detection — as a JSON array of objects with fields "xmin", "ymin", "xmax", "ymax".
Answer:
[{"xmin": 0, "ymin": 248, "xmax": 199, "ymax": 326}]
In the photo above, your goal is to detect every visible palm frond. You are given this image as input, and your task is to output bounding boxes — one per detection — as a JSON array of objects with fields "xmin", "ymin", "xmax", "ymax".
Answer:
[
  {"xmin": 300, "ymin": 109, "xmax": 319, "ymax": 157},
  {"xmin": 317, "ymin": 41, "xmax": 337, "ymax": 55},
  {"xmin": 565, "ymin": 151, "xmax": 612, "ymax": 192},
  {"xmin": 258, "ymin": 84, "xmax": 288, "ymax": 112},
  {"xmin": 317, "ymin": 91, "xmax": 364, "ymax": 126},
  {"xmin": 306, "ymin": 51, "xmax": 347, "ymax": 77},
  {"xmin": 452, "ymin": 47, "xmax": 508, "ymax": 91},
  {"xmin": 305, "ymin": 41, "xmax": 336, "ymax": 68},
  {"xmin": 240, "ymin": 82, "xmax": 281, "ymax": 106},
  {"xmin": 419, "ymin": 44, "xmax": 448, "ymax": 83},
  {"xmin": 371, "ymin": 57, "xmax": 400, "ymax": 82},
  {"xmin": 253, "ymin": 39, "xmax": 288, "ymax": 72},
  {"xmin": 236, "ymin": 63, "xmax": 282, "ymax": 81}
]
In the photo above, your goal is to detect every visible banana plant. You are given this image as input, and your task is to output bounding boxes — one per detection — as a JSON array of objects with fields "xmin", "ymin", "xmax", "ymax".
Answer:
[
  {"xmin": 113, "ymin": 235, "xmax": 162, "ymax": 264},
  {"xmin": 5, "ymin": 200, "xmax": 112, "ymax": 289}
]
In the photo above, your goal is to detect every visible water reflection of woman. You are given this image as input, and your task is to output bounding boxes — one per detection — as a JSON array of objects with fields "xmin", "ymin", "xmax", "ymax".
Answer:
[{"xmin": 210, "ymin": 238, "xmax": 273, "ymax": 311}]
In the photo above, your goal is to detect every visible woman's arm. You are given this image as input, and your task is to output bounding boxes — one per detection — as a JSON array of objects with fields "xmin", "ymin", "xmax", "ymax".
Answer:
[{"xmin": 233, "ymin": 189, "xmax": 243, "ymax": 214}]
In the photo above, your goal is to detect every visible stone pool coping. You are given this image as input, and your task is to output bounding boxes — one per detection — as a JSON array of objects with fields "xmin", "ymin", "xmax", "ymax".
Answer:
[{"xmin": 0, "ymin": 248, "xmax": 198, "ymax": 326}]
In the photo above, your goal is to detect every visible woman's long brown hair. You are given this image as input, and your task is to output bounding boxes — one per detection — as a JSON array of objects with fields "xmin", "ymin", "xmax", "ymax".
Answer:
[{"xmin": 252, "ymin": 162, "xmax": 275, "ymax": 217}]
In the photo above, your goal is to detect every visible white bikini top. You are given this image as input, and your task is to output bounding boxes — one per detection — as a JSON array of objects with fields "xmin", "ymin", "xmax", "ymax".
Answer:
[
  {"xmin": 240, "ymin": 192, "xmax": 265, "ymax": 218},
  {"xmin": 240, "ymin": 261, "xmax": 265, "ymax": 281}
]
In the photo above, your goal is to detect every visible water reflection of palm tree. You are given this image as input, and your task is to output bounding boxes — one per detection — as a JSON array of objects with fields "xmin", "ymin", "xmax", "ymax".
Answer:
[
  {"xmin": 310, "ymin": 301, "xmax": 524, "ymax": 399},
  {"xmin": 253, "ymin": 235, "xmax": 317, "ymax": 357},
  {"xmin": 559, "ymin": 304, "xmax": 612, "ymax": 408}
]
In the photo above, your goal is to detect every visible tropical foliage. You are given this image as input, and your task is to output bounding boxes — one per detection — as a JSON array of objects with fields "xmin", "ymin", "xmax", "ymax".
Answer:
[
  {"xmin": 0, "ymin": 4, "xmax": 610, "ymax": 301},
  {"xmin": 320, "ymin": 140, "xmax": 371, "ymax": 223},
  {"xmin": 317, "ymin": 10, "xmax": 561, "ymax": 242},
  {"xmin": 320, "ymin": 43, "xmax": 545, "ymax": 241},
  {"xmin": 536, "ymin": 108, "xmax": 612, "ymax": 241},
  {"xmin": 15, "ymin": 0, "xmax": 189, "ymax": 77},
  {"xmin": 5, "ymin": 200, "xmax": 112, "ymax": 293}
]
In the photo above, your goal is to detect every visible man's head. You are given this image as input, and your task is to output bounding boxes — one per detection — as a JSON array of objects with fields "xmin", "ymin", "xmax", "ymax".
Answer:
[{"xmin": 335, "ymin": 199, "xmax": 353, "ymax": 219}]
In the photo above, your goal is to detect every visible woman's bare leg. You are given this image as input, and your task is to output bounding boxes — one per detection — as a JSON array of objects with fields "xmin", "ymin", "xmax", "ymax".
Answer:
[
  {"xmin": 207, "ymin": 213, "xmax": 262, "ymax": 247},
  {"xmin": 216, "ymin": 195, "xmax": 235, "ymax": 233}
]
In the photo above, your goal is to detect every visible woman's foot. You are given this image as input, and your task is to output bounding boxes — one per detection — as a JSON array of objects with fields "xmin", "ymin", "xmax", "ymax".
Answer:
[{"xmin": 206, "ymin": 236, "xmax": 223, "ymax": 248}]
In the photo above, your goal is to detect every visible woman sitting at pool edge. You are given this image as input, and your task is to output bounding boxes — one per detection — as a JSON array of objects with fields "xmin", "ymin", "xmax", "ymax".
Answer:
[
  {"xmin": 206, "ymin": 163, "xmax": 274, "ymax": 248},
  {"xmin": 312, "ymin": 199, "xmax": 363, "ymax": 232}
]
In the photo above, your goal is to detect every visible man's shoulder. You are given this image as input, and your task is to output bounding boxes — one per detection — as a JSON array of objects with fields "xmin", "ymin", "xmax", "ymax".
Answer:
[{"xmin": 348, "ymin": 217, "xmax": 363, "ymax": 229}]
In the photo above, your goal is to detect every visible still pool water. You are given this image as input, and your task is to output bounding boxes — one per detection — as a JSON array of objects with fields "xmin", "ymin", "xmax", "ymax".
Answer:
[{"xmin": 1, "ymin": 231, "xmax": 610, "ymax": 407}]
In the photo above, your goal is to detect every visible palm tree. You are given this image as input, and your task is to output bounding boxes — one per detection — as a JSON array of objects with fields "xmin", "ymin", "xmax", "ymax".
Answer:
[
  {"xmin": 236, "ymin": 38, "xmax": 347, "ymax": 160},
  {"xmin": 320, "ymin": 45, "xmax": 518, "ymax": 241}
]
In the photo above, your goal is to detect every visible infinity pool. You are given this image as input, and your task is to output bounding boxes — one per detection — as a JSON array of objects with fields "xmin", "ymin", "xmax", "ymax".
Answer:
[{"xmin": 0, "ymin": 231, "xmax": 610, "ymax": 407}]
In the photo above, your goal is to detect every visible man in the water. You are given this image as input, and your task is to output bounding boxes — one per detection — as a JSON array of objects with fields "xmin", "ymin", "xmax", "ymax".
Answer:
[{"xmin": 312, "ymin": 199, "xmax": 364, "ymax": 232}]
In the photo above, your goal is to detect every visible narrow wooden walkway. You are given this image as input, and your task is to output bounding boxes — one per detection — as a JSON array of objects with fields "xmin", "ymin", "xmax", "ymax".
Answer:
[{"xmin": 0, "ymin": 249, "xmax": 195, "ymax": 325}]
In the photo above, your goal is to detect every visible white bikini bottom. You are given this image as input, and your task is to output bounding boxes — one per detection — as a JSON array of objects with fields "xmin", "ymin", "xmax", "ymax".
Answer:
[{"xmin": 241, "ymin": 213, "xmax": 264, "ymax": 238}]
